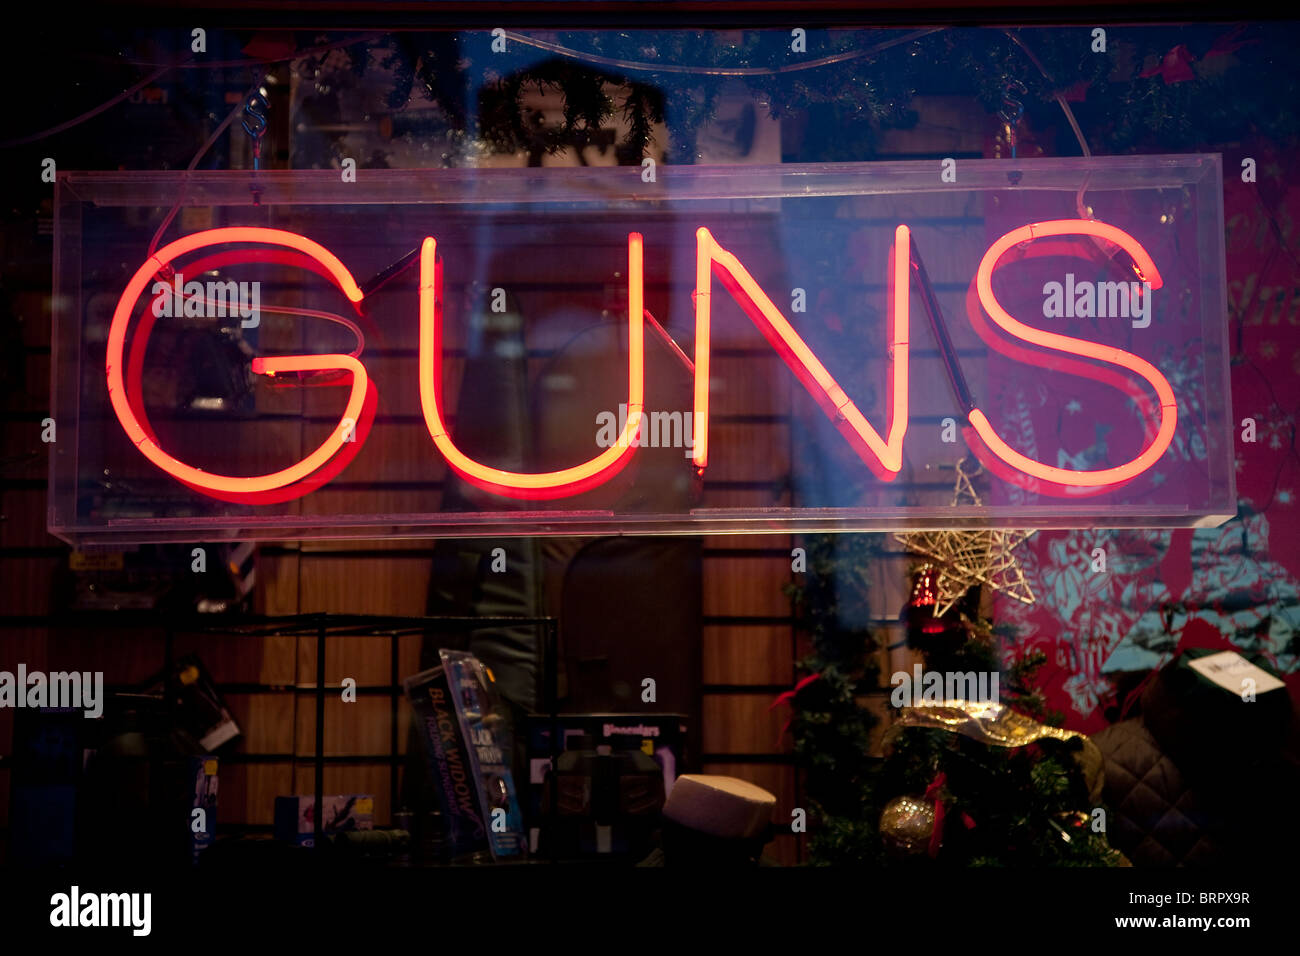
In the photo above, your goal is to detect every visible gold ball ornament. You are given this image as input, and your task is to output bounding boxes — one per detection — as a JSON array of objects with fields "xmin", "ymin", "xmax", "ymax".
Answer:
[{"xmin": 879, "ymin": 795, "xmax": 935, "ymax": 857}]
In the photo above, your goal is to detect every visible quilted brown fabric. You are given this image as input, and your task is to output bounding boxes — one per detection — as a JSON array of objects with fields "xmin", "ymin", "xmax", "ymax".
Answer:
[
  {"xmin": 1091, "ymin": 719, "xmax": 1219, "ymax": 866},
  {"xmin": 1091, "ymin": 649, "xmax": 1300, "ymax": 867}
]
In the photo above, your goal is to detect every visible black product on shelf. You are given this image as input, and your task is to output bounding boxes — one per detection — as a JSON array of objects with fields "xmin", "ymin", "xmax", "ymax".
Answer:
[
  {"xmin": 540, "ymin": 740, "xmax": 665, "ymax": 860},
  {"xmin": 7, "ymin": 707, "xmax": 86, "ymax": 866},
  {"xmin": 62, "ymin": 543, "xmax": 250, "ymax": 614},
  {"xmin": 77, "ymin": 693, "xmax": 214, "ymax": 867},
  {"xmin": 145, "ymin": 653, "xmax": 240, "ymax": 752},
  {"xmin": 531, "ymin": 716, "xmax": 684, "ymax": 860}
]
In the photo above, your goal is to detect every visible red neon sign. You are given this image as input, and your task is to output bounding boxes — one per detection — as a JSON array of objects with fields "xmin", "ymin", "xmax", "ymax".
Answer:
[
  {"xmin": 107, "ymin": 227, "xmax": 376, "ymax": 504},
  {"xmin": 692, "ymin": 225, "xmax": 911, "ymax": 482},
  {"xmin": 107, "ymin": 219, "xmax": 1178, "ymax": 502},
  {"xmin": 418, "ymin": 233, "xmax": 647, "ymax": 500},
  {"xmin": 964, "ymin": 219, "xmax": 1177, "ymax": 497}
]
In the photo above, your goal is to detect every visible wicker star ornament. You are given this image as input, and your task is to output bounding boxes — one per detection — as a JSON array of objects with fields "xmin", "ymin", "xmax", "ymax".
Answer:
[{"xmin": 894, "ymin": 458, "xmax": 1036, "ymax": 617}]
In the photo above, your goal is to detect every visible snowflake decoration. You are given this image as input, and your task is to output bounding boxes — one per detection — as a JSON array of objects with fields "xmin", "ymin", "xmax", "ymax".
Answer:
[{"xmin": 1261, "ymin": 404, "xmax": 1293, "ymax": 448}]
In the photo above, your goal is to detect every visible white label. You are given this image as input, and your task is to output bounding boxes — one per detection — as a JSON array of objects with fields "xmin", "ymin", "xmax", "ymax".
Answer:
[{"xmin": 1188, "ymin": 651, "xmax": 1284, "ymax": 695}]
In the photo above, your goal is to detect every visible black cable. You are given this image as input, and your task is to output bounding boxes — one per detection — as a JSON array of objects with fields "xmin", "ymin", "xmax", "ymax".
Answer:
[{"xmin": 1, "ymin": 33, "xmax": 380, "ymax": 149}]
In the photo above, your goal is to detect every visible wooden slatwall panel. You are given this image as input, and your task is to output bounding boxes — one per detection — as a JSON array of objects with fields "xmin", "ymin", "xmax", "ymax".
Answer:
[
  {"xmin": 4, "ymin": 91, "xmax": 993, "ymax": 869},
  {"xmin": 0, "ymin": 277, "xmax": 58, "ymax": 862},
  {"xmin": 247, "ymin": 556, "xmax": 431, "ymax": 828},
  {"xmin": 697, "ymin": 222, "xmax": 801, "ymax": 860}
]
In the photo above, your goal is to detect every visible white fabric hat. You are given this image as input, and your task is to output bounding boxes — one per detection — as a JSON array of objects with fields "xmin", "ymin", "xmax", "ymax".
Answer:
[{"xmin": 662, "ymin": 774, "xmax": 776, "ymax": 840}]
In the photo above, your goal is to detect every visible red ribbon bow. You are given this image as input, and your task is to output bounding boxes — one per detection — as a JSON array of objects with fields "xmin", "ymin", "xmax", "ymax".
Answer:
[
  {"xmin": 923, "ymin": 771, "xmax": 976, "ymax": 858},
  {"xmin": 1139, "ymin": 44, "xmax": 1196, "ymax": 85},
  {"xmin": 769, "ymin": 672, "xmax": 823, "ymax": 742}
]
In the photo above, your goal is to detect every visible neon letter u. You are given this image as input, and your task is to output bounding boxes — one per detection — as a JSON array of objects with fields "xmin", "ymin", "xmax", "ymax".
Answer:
[{"xmin": 418, "ymin": 233, "xmax": 646, "ymax": 499}]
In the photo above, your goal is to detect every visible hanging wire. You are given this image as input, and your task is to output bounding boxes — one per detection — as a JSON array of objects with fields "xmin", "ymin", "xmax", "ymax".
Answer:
[
  {"xmin": 0, "ymin": 64, "xmax": 171, "ymax": 148},
  {"xmin": 147, "ymin": 73, "xmax": 268, "ymax": 261},
  {"xmin": 998, "ymin": 79, "xmax": 1027, "ymax": 159},
  {"xmin": 87, "ymin": 32, "xmax": 384, "ymax": 71},
  {"xmin": 998, "ymin": 27, "xmax": 1154, "ymax": 292},
  {"xmin": 1001, "ymin": 30, "xmax": 1097, "ymax": 223},
  {"xmin": 1003, "ymin": 30, "xmax": 1091, "ymax": 158},
  {"xmin": 1, "ymin": 33, "xmax": 379, "ymax": 150},
  {"xmin": 501, "ymin": 27, "xmax": 943, "ymax": 76}
]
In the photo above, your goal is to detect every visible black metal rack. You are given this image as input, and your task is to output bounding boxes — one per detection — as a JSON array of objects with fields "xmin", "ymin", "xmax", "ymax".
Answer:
[{"xmin": 0, "ymin": 611, "xmax": 559, "ymax": 850}]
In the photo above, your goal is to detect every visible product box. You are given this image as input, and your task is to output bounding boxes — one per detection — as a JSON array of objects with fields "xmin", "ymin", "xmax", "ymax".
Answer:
[
  {"xmin": 274, "ymin": 794, "xmax": 373, "ymax": 848},
  {"xmin": 404, "ymin": 650, "xmax": 526, "ymax": 861},
  {"xmin": 190, "ymin": 756, "xmax": 218, "ymax": 864},
  {"xmin": 6, "ymin": 708, "xmax": 84, "ymax": 866},
  {"xmin": 525, "ymin": 713, "xmax": 687, "ymax": 856}
]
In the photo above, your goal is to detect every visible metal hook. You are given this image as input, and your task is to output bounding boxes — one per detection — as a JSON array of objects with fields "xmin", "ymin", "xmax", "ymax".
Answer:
[
  {"xmin": 998, "ymin": 79, "xmax": 1028, "ymax": 169},
  {"xmin": 242, "ymin": 86, "xmax": 270, "ymax": 204}
]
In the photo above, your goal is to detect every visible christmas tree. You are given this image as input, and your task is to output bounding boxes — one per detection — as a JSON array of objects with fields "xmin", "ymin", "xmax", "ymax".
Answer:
[{"xmin": 783, "ymin": 535, "xmax": 1123, "ymax": 865}]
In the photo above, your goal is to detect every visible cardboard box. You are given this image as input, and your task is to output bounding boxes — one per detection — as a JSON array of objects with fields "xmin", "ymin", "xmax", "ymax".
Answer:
[{"xmin": 274, "ymin": 795, "xmax": 373, "ymax": 848}]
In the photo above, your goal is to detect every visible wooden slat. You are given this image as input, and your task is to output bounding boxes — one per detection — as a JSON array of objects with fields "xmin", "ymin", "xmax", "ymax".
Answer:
[
  {"xmin": 295, "ymin": 556, "xmax": 432, "ymax": 616},
  {"xmin": 0, "ymin": 557, "xmax": 58, "ymax": 615},
  {"xmin": 255, "ymin": 550, "xmax": 300, "ymax": 617},
  {"xmin": 299, "ymin": 491, "xmax": 443, "ymax": 541},
  {"xmin": 224, "ymin": 692, "xmax": 295, "ymax": 754},
  {"xmin": 0, "ymin": 489, "xmax": 51, "ymax": 548},
  {"xmin": 703, "ymin": 624, "xmax": 792, "ymax": 686},
  {"xmin": 299, "ymin": 422, "xmax": 445, "ymax": 486},
  {"xmin": 0, "ymin": 423, "xmax": 47, "ymax": 482},
  {"xmin": 705, "ymin": 423, "xmax": 789, "ymax": 483},
  {"xmin": 701, "ymin": 694, "xmax": 789, "ymax": 755},
  {"xmin": 707, "ymin": 354, "xmax": 790, "ymax": 417},
  {"xmin": 219, "ymin": 762, "xmax": 293, "ymax": 827},
  {"xmin": 11, "ymin": 292, "xmax": 51, "ymax": 349},
  {"xmin": 295, "ymin": 634, "xmax": 403, "ymax": 688},
  {"xmin": 703, "ymin": 556, "xmax": 792, "ymax": 618},
  {"xmin": 702, "ymin": 533, "xmax": 792, "ymax": 552},
  {"xmin": 294, "ymin": 695, "xmax": 405, "ymax": 757},
  {"xmin": 695, "ymin": 486, "xmax": 793, "ymax": 510}
]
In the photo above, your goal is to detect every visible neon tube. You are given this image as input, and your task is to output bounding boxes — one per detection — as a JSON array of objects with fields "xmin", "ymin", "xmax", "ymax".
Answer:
[
  {"xmin": 107, "ymin": 227, "xmax": 372, "ymax": 499},
  {"xmin": 961, "ymin": 242, "xmax": 1156, "ymax": 498},
  {"xmin": 417, "ymin": 233, "xmax": 646, "ymax": 499},
  {"xmin": 127, "ymin": 273, "xmax": 377, "ymax": 505},
  {"xmin": 692, "ymin": 226, "xmax": 910, "ymax": 481},
  {"xmin": 967, "ymin": 219, "xmax": 1176, "ymax": 491}
]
